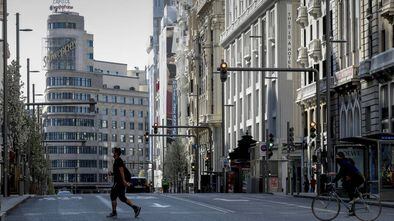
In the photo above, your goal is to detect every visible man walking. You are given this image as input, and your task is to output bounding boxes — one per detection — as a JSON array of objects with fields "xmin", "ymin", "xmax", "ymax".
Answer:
[{"xmin": 107, "ymin": 147, "xmax": 141, "ymax": 218}]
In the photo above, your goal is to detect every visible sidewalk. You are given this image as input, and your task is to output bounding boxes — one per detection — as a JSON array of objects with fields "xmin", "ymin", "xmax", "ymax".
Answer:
[
  {"xmin": 273, "ymin": 192, "xmax": 394, "ymax": 208},
  {"xmin": 0, "ymin": 195, "xmax": 32, "ymax": 220}
]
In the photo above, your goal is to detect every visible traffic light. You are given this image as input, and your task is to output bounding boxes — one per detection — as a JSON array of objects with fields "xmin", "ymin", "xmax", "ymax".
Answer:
[
  {"xmin": 88, "ymin": 98, "xmax": 96, "ymax": 113},
  {"xmin": 144, "ymin": 131, "xmax": 149, "ymax": 142},
  {"xmin": 288, "ymin": 127, "xmax": 294, "ymax": 150},
  {"xmin": 268, "ymin": 133, "xmax": 274, "ymax": 149},
  {"xmin": 310, "ymin": 122, "xmax": 317, "ymax": 139},
  {"xmin": 153, "ymin": 123, "xmax": 158, "ymax": 134},
  {"xmin": 191, "ymin": 162, "xmax": 196, "ymax": 172},
  {"xmin": 219, "ymin": 60, "xmax": 228, "ymax": 82}
]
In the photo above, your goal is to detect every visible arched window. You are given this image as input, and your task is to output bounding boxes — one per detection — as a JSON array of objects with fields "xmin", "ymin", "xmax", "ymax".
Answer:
[
  {"xmin": 354, "ymin": 103, "xmax": 361, "ymax": 136},
  {"xmin": 347, "ymin": 109, "xmax": 353, "ymax": 137},
  {"xmin": 340, "ymin": 108, "xmax": 347, "ymax": 138}
]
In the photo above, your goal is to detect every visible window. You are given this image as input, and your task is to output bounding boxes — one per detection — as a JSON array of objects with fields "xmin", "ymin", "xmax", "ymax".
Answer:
[
  {"xmin": 111, "ymin": 134, "xmax": 117, "ymax": 142},
  {"xmin": 102, "ymin": 133, "xmax": 108, "ymax": 141},
  {"xmin": 138, "ymin": 136, "xmax": 143, "ymax": 143},
  {"xmin": 120, "ymin": 121, "xmax": 126, "ymax": 130},
  {"xmin": 129, "ymin": 135, "xmax": 135, "ymax": 143},
  {"xmin": 130, "ymin": 122, "xmax": 135, "ymax": 130},
  {"xmin": 89, "ymin": 66, "xmax": 94, "ymax": 72},
  {"xmin": 138, "ymin": 122, "xmax": 144, "ymax": 130},
  {"xmin": 120, "ymin": 134, "xmax": 126, "ymax": 142},
  {"xmin": 138, "ymin": 111, "xmax": 143, "ymax": 118},
  {"xmin": 112, "ymin": 121, "xmax": 117, "ymax": 129},
  {"xmin": 121, "ymin": 109, "xmax": 126, "ymax": 116},
  {"xmin": 101, "ymin": 120, "xmax": 108, "ymax": 128},
  {"xmin": 88, "ymin": 40, "xmax": 94, "ymax": 47},
  {"xmin": 88, "ymin": 53, "xmax": 93, "ymax": 60},
  {"xmin": 112, "ymin": 109, "xmax": 117, "ymax": 116},
  {"xmin": 130, "ymin": 110, "xmax": 135, "ymax": 117}
]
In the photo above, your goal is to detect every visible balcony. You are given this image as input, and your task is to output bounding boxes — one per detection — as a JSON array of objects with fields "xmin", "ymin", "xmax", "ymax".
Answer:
[
  {"xmin": 381, "ymin": 0, "xmax": 394, "ymax": 24},
  {"xmin": 296, "ymin": 77, "xmax": 331, "ymax": 103},
  {"xmin": 308, "ymin": 0, "xmax": 322, "ymax": 19},
  {"xmin": 297, "ymin": 47, "xmax": 309, "ymax": 67},
  {"xmin": 296, "ymin": 6, "xmax": 308, "ymax": 28},
  {"xmin": 334, "ymin": 65, "xmax": 359, "ymax": 89},
  {"xmin": 308, "ymin": 39, "xmax": 322, "ymax": 61},
  {"xmin": 370, "ymin": 48, "xmax": 394, "ymax": 81}
]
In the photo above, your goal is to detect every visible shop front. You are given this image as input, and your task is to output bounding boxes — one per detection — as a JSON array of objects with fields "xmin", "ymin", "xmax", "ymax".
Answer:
[{"xmin": 340, "ymin": 133, "xmax": 394, "ymax": 201}]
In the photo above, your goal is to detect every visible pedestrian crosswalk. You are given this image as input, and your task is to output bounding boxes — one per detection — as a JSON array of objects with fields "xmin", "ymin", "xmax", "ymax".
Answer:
[{"xmin": 38, "ymin": 196, "xmax": 83, "ymax": 201}]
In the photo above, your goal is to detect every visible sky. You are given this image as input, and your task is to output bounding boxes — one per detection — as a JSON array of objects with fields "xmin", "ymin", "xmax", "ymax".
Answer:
[{"xmin": 8, "ymin": 0, "xmax": 153, "ymax": 100}]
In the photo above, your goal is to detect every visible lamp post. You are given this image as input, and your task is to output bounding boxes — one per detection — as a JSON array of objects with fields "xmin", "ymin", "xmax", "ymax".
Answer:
[
  {"xmin": 26, "ymin": 58, "xmax": 40, "ymax": 106},
  {"xmin": 3, "ymin": 0, "xmax": 9, "ymax": 198},
  {"xmin": 16, "ymin": 13, "xmax": 33, "ymax": 195}
]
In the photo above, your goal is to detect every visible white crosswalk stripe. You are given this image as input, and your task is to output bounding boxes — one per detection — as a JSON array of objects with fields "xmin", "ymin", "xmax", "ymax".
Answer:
[{"xmin": 38, "ymin": 196, "xmax": 83, "ymax": 201}]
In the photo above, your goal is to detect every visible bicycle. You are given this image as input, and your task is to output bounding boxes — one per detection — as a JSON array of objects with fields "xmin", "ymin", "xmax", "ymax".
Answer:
[{"xmin": 311, "ymin": 182, "xmax": 382, "ymax": 221}]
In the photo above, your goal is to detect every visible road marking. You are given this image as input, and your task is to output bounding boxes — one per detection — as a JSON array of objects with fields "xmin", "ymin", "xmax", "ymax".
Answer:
[
  {"xmin": 151, "ymin": 203, "xmax": 170, "ymax": 208},
  {"xmin": 213, "ymin": 198, "xmax": 249, "ymax": 202},
  {"xmin": 165, "ymin": 195, "xmax": 234, "ymax": 214},
  {"xmin": 95, "ymin": 195, "xmax": 124, "ymax": 212},
  {"xmin": 126, "ymin": 195, "xmax": 157, "ymax": 200}
]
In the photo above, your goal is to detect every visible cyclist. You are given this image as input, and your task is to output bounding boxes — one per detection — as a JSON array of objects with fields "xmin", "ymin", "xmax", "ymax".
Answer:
[{"xmin": 332, "ymin": 152, "xmax": 364, "ymax": 216}]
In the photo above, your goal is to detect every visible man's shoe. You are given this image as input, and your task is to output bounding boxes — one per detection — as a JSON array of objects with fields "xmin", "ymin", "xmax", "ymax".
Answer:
[
  {"xmin": 348, "ymin": 210, "xmax": 355, "ymax": 216},
  {"xmin": 107, "ymin": 212, "xmax": 117, "ymax": 218},
  {"xmin": 134, "ymin": 206, "xmax": 141, "ymax": 218}
]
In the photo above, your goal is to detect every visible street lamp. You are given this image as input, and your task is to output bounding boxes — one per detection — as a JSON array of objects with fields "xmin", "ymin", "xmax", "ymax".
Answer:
[
  {"xmin": 16, "ymin": 12, "xmax": 33, "ymax": 75},
  {"xmin": 27, "ymin": 58, "xmax": 40, "ymax": 105}
]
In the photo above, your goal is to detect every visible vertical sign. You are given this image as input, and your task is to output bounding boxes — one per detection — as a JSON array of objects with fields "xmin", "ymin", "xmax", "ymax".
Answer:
[{"xmin": 287, "ymin": 4, "xmax": 293, "ymax": 80}]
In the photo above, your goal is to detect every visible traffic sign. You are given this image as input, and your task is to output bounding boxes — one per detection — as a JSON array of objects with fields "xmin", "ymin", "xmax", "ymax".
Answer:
[{"xmin": 260, "ymin": 143, "xmax": 267, "ymax": 157}]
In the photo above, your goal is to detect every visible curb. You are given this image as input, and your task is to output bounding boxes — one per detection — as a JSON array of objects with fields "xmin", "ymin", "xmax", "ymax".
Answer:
[
  {"xmin": 0, "ymin": 195, "xmax": 32, "ymax": 221},
  {"xmin": 293, "ymin": 194, "xmax": 394, "ymax": 208}
]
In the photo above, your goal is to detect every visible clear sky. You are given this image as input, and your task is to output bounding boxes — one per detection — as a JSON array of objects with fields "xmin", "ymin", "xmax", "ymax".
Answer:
[{"xmin": 8, "ymin": 0, "xmax": 153, "ymax": 100}]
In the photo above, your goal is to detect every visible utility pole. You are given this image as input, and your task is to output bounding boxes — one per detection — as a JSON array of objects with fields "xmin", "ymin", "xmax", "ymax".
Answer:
[{"xmin": 2, "ymin": 0, "xmax": 9, "ymax": 197}]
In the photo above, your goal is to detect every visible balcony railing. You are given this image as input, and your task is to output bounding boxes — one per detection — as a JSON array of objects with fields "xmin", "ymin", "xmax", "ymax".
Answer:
[
  {"xmin": 381, "ymin": 0, "xmax": 394, "ymax": 24},
  {"xmin": 334, "ymin": 65, "xmax": 359, "ymax": 87},
  {"xmin": 296, "ymin": 6, "xmax": 308, "ymax": 28},
  {"xmin": 296, "ymin": 77, "xmax": 332, "ymax": 103},
  {"xmin": 308, "ymin": 0, "xmax": 322, "ymax": 19}
]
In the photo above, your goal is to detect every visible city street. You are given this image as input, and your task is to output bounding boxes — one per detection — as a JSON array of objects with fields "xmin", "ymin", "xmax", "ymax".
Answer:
[{"xmin": 5, "ymin": 193, "xmax": 394, "ymax": 221}]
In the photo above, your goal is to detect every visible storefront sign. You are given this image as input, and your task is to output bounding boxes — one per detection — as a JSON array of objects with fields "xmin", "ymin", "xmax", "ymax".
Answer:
[
  {"xmin": 50, "ymin": 0, "xmax": 73, "ymax": 12},
  {"xmin": 43, "ymin": 40, "xmax": 76, "ymax": 68}
]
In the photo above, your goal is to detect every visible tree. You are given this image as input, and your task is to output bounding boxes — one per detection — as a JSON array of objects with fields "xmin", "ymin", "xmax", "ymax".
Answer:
[
  {"xmin": 0, "ymin": 61, "xmax": 51, "ymax": 195},
  {"xmin": 163, "ymin": 139, "xmax": 188, "ymax": 193}
]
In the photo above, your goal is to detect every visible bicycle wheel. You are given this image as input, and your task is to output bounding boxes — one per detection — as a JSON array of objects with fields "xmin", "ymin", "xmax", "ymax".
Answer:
[
  {"xmin": 354, "ymin": 193, "xmax": 382, "ymax": 221},
  {"xmin": 312, "ymin": 193, "xmax": 340, "ymax": 221}
]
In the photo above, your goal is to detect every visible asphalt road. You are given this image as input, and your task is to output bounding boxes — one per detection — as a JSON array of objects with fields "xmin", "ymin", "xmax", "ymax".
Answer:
[{"xmin": 5, "ymin": 193, "xmax": 394, "ymax": 221}]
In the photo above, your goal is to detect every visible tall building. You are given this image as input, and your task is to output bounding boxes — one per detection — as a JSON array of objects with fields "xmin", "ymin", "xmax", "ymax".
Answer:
[
  {"xmin": 221, "ymin": 0, "xmax": 301, "ymax": 193},
  {"xmin": 43, "ymin": 8, "xmax": 148, "ymax": 192}
]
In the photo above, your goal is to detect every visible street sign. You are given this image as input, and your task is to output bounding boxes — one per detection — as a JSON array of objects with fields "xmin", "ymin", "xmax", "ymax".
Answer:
[{"xmin": 260, "ymin": 143, "xmax": 267, "ymax": 157}]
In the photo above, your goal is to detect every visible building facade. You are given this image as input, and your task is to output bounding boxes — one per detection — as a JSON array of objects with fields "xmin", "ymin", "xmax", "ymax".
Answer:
[
  {"xmin": 44, "ymin": 10, "xmax": 149, "ymax": 192},
  {"xmin": 358, "ymin": 0, "xmax": 394, "ymax": 200},
  {"xmin": 222, "ymin": 0, "xmax": 301, "ymax": 193}
]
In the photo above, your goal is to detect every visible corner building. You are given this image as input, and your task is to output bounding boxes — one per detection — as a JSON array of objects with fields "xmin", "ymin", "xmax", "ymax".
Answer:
[{"xmin": 44, "ymin": 10, "xmax": 149, "ymax": 192}]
